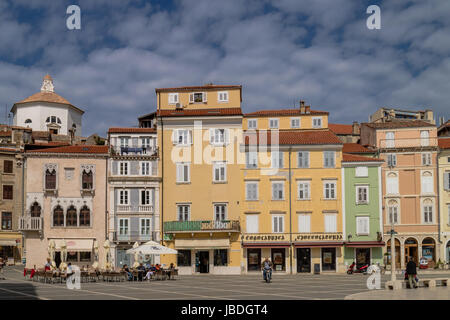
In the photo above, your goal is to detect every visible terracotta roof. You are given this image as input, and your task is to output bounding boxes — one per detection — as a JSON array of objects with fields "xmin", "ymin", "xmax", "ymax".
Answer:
[
  {"xmin": 245, "ymin": 109, "xmax": 328, "ymax": 117},
  {"xmin": 244, "ymin": 129, "xmax": 342, "ymax": 146},
  {"xmin": 362, "ymin": 120, "xmax": 434, "ymax": 129},
  {"xmin": 0, "ymin": 147, "xmax": 17, "ymax": 152},
  {"xmin": 0, "ymin": 124, "xmax": 32, "ymax": 131},
  {"xmin": 32, "ymin": 131, "xmax": 50, "ymax": 140},
  {"xmin": 329, "ymin": 123, "xmax": 354, "ymax": 135},
  {"xmin": 138, "ymin": 112, "xmax": 157, "ymax": 120},
  {"xmin": 342, "ymin": 153, "xmax": 383, "ymax": 162},
  {"xmin": 0, "ymin": 131, "xmax": 12, "ymax": 137},
  {"xmin": 155, "ymin": 85, "xmax": 242, "ymax": 92},
  {"xmin": 438, "ymin": 138, "xmax": 450, "ymax": 149},
  {"xmin": 108, "ymin": 128, "xmax": 156, "ymax": 134},
  {"xmin": 27, "ymin": 145, "xmax": 108, "ymax": 154},
  {"xmin": 342, "ymin": 143, "xmax": 373, "ymax": 154},
  {"xmin": 157, "ymin": 108, "xmax": 242, "ymax": 117},
  {"xmin": 28, "ymin": 142, "xmax": 71, "ymax": 147},
  {"xmin": 12, "ymin": 92, "xmax": 84, "ymax": 114}
]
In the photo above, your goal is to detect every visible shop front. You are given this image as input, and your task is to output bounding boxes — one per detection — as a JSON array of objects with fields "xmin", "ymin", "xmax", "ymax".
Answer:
[
  {"xmin": 404, "ymin": 238, "xmax": 419, "ymax": 264},
  {"xmin": 0, "ymin": 234, "xmax": 21, "ymax": 265},
  {"xmin": 344, "ymin": 241, "xmax": 385, "ymax": 269},
  {"xmin": 52, "ymin": 239, "xmax": 94, "ymax": 268},
  {"xmin": 421, "ymin": 237, "xmax": 436, "ymax": 266}
]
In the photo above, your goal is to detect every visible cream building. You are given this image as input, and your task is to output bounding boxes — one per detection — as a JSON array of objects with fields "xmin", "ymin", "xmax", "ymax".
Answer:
[{"xmin": 438, "ymin": 138, "xmax": 450, "ymax": 263}]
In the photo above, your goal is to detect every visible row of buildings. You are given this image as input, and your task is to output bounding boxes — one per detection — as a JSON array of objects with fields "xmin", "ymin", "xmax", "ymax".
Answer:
[{"xmin": 0, "ymin": 75, "xmax": 449, "ymax": 274}]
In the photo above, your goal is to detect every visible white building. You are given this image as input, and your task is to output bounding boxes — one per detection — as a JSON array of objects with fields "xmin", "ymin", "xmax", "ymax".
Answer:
[{"xmin": 11, "ymin": 75, "xmax": 84, "ymax": 136}]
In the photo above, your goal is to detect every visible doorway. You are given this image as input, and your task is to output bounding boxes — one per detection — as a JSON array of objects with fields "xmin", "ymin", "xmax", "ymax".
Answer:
[
  {"xmin": 196, "ymin": 251, "xmax": 209, "ymax": 273},
  {"xmin": 55, "ymin": 252, "xmax": 61, "ymax": 268},
  {"xmin": 271, "ymin": 248, "xmax": 286, "ymax": 272},
  {"xmin": 297, "ymin": 248, "xmax": 311, "ymax": 273},
  {"xmin": 321, "ymin": 248, "xmax": 336, "ymax": 271},
  {"xmin": 247, "ymin": 249, "xmax": 261, "ymax": 271},
  {"xmin": 355, "ymin": 248, "xmax": 370, "ymax": 269},
  {"xmin": 404, "ymin": 238, "xmax": 418, "ymax": 264}
]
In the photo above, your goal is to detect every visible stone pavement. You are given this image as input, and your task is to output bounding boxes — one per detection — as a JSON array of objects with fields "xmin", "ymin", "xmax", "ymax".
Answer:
[{"xmin": 345, "ymin": 287, "xmax": 450, "ymax": 300}]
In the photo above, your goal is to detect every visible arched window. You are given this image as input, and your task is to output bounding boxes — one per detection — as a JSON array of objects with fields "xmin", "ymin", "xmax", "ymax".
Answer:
[
  {"xmin": 423, "ymin": 198, "xmax": 433, "ymax": 223},
  {"xmin": 66, "ymin": 205, "xmax": 78, "ymax": 227},
  {"xmin": 45, "ymin": 169, "xmax": 56, "ymax": 190},
  {"xmin": 30, "ymin": 202, "xmax": 41, "ymax": 217},
  {"xmin": 82, "ymin": 170, "xmax": 93, "ymax": 190},
  {"xmin": 25, "ymin": 119, "xmax": 32, "ymax": 124},
  {"xmin": 79, "ymin": 206, "xmax": 90, "ymax": 227},
  {"xmin": 53, "ymin": 205, "xmax": 64, "ymax": 226},
  {"xmin": 57, "ymin": 117, "xmax": 61, "ymax": 124},
  {"xmin": 46, "ymin": 117, "xmax": 50, "ymax": 123},
  {"xmin": 387, "ymin": 200, "xmax": 399, "ymax": 224}
]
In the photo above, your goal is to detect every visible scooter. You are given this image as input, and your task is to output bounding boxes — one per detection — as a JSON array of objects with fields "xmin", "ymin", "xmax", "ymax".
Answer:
[
  {"xmin": 263, "ymin": 268, "xmax": 272, "ymax": 283},
  {"xmin": 347, "ymin": 262, "xmax": 369, "ymax": 274}
]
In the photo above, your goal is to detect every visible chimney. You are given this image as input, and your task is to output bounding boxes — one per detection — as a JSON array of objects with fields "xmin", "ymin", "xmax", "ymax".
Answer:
[
  {"xmin": 440, "ymin": 117, "xmax": 445, "ymax": 126},
  {"xmin": 352, "ymin": 121, "xmax": 360, "ymax": 135},
  {"xmin": 300, "ymin": 100, "xmax": 306, "ymax": 114},
  {"xmin": 305, "ymin": 105, "xmax": 310, "ymax": 114}
]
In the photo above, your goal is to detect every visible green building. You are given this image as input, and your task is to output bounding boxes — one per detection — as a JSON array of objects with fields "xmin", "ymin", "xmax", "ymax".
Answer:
[{"xmin": 341, "ymin": 152, "xmax": 385, "ymax": 269}]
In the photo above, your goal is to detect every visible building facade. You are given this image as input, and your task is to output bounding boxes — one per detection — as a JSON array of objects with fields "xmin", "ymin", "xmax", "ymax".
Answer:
[
  {"xmin": 369, "ymin": 108, "xmax": 435, "ymax": 124},
  {"xmin": 107, "ymin": 127, "xmax": 161, "ymax": 268},
  {"xmin": 438, "ymin": 138, "xmax": 450, "ymax": 263},
  {"xmin": 21, "ymin": 145, "xmax": 108, "ymax": 269}
]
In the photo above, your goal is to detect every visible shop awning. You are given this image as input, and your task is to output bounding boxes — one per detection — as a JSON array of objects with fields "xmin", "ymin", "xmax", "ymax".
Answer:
[
  {"xmin": 242, "ymin": 242, "xmax": 291, "ymax": 248},
  {"xmin": 294, "ymin": 242, "xmax": 344, "ymax": 248},
  {"xmin": 53, "ymin": 239, "xmax": 94, "ymax": 251},
  {"xmin": 345, "ymin": 241, "xmax": 385, "ymax": 248},
  {"xmin": 175, "ymin": 238, "xmax": 229, "ymax": 249},
  {"xmin": 0, "ymin": 240, "xmax": 17, "ymax": 246}
]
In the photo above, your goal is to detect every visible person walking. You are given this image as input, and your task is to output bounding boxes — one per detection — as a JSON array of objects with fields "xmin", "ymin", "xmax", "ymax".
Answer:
[
  {"xmin": 406, "ymin": 256, "xmax": 418, "ymax": 289},
  {"xmin": 0, "ymin": 257, "xmax": 5, "ymax": 280}
]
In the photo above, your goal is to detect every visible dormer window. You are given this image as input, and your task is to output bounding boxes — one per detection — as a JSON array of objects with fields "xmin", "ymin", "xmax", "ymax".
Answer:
[
  {"xmin": 218, "ymin": 91, "xmax": 229, "ymax": 102},
  {"xmin": 46, "ymin": 116, "xmax": 61, "ymax": 124},
  {"xmin": 189, "ymin": 92, "xmax": 207, "ymax": 103},
  {"xmin": 169, "ymin": 93, "xmax": 179, "ymax": 104},
  {"xmin": 25, "ymin": 119, "xmax": 32, "ymax": 124}
]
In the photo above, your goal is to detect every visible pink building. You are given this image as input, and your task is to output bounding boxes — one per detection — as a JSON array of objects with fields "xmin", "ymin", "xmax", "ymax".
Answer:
[
  {"xmin": 361, "ymin": 120, "xmax": 439, "ymax": 269},
  {"xmin": 21, "ymin": 145, "xmax": 108, "ymax": 269}
]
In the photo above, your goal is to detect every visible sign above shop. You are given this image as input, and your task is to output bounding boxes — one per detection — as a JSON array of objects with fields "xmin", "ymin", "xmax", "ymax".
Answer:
[
  {"xmin": 242, "ymin": 234, "xmax": 286, "ymax": 242},
  {"xmin": 294, "ymin": 233, "xmax": 343, "ymax": 242}
]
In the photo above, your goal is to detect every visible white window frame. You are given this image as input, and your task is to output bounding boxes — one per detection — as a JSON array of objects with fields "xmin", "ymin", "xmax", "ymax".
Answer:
[
  {"xmin": 312, "ymin": 117, "xmax": 322, "ymax": 128},
  {"xmin": 119, "ymin": 161, "xmax": 129, "ymax": 176},
  {"xmin": 119, "ymin": 218, "xmax": 129, "ymax": 236},
  {"xmin": 323, "ymin": 151, "xmax": 335, "ymax": 168},
  {"xmin": 174, "ymin": 129, "xmax": 192, "ymax": 146},
  {"xmin": 214, "ymin": 203, "xmax": 227, "ymax": 221},
  {"xmin": 388, "ymin": 203, "xmax": 399, "ymax": 225},
  {"xmin": 290, "ymin": 117, "xmax": 300, "ymax": 128},
  {"xmin": 272, "ymin": 215, "xmax": 284, "ymax": 233},
  {"xmin": 323, "ymin": 181, "xmax": 337, "ymax": 200},
  {"xmin": 210, "ymin": 128, "xmax": 227, "ymax": 146},
  {"xmin": 420, "ymin": 130, "xmax": 430, "ymax": 147},
  {"xmin": 298, "ymin": 214, "xmax": 311, "ymax": 233},
  {"xmin": 324, "ymin": 214, "xmax": 337, "ymax": 233},
  {"xmin": 356, "ymin": 185, "xmax": 369, "ymax": 204},
  {"xmin": 177, "ymin": 205, "xmax": 190, "ymax": 221},
  {"xmin": 386, "ymin": 131, "xmax": 395, "ymax": 148},
  {"xmin": 423, "ymin": 203, "xmax": 433, "ymax": 224},
  {"xmin": 140, "ymin": 189, "xmax": 151, "ymax": 205},
  {"xmin": 447, "ymin": 204, "xmax": 450, "ymax": 226},
  {"xmin": 140, "ymin": 161, "xmax": 151, "ymax": 176},
  {"xmin": 118, "ymin": 189, "xmax": 129, "ymax": 205},
  {"xmin": 213, "ymin": 162, "xmax": 227, "ymax": 182},
  {"xmin": 356, "ymin": 216, "xmax": 370, "ymax": 235},
  {"xmin": 297, "ymin": 181, "xmax": 310, "ymax": 200},
  {"xmin": 297, "ymin": 151, "xmax": 310, "ymax": 168},
  {"xmin": 119, "ymin": 137, "xmax": 130, "ymax": 148},
  {"xmin": 248, "ymin": 119, "xmax": 257, "ymax": 129},
  {"xmin": 168, "ymin": 93, "xmax": 179, "ymax": 105},
  {"xmin": 246, "ymin": 214, "xmax": 259, "ymax": 233},
  {"xmin": 245, "ymin": 182, "xmax": 259, "ymax": 201},
  {"xmin": 272, "ymin": 181, "xmax": 285, "ymax": 200},
  {"xmin": 271, "ymin": 151, "xmax": 284, "ymax": 169},
  {"xmin": 189, "ymin": 92, "xmax": 207, "ymax": 103},
  {"xmin": 387, "ymin": 153, "xmax": 397, "ymax": 167},
  {"xmin": 386, "ymin": 172, "xmax": 399, "ymax": 194},
  {"xmin": 269, "ymin": 118, "xmax": 279, "ymax": 129},
  {"xmin": 355, "ymin": 166, "xmax": 368, "ymax": 177},
  {"xmin": 246, "ymin": 151, "xmax": 258, "ymax": 169},
  {"xmin": 176, "ymin": 162, "xmax": 191, "ymax": 183},
  {"xmin": 421, "ymin": 171, "xmax": 434, "ymax": 194},
  {"xmin": 422, "ymin": 153, "xmax": 432, "ymax": 166},
  {"xmin": 140, "ymin": 218, "xmax": 151, "ymax": 236},
  {"xmin": 217, "ymin": 91, "xmax": 229, "ymax": 102}
]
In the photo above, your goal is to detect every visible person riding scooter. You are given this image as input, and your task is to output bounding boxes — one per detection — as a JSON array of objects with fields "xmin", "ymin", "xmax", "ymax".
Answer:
[{"xmin": 261, "ymin": 257, "xmax": 272, "ymax": 283}]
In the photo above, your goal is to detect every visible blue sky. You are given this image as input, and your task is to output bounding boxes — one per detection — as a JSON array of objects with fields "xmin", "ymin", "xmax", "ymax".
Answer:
[{"xmin": 0, "ymin": 0, "xmax": 449, "ymax": 136}]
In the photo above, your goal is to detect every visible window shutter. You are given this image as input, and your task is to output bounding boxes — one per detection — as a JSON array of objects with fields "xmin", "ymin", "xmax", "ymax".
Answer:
[
  {"xmin": 225, "ymin": 129, "xmax": 230, "ymax": 144},
  {"xmin": 176, "ymin": 164, "xmax": 182, "ymax": 182},
  {"xmin": 273, "ymin": 216, "xmax": 278, "ymax": 232},
  {"xmin": 210, "ymin": 129, "xmax": 215, "ymax": 144},
  {"xmin": 188, "ymin": 130, "xmax": 193, "ymax": 144},
  {"xmin": 189, "ymin": 93, "xmax": 194, "ymax": 103},
  {"xmin": 444, "ymin": 172, "xmax": 450, "ymax": 190},
  {"xmin": 172, "ymin": 130, "xmax": 177, "ymax": 144},
  {"xmin": 202, "ymin": 92, "xmax": 207, "ymax": 102}
]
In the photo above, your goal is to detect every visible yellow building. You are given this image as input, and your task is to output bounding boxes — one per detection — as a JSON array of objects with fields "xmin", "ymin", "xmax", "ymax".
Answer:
[
  {"xmin": 157, "ymin": 85, "xmax": 244, "ymax": 274},
  {"xmin": 438, "ymin": 138, "xmax": 450, "ymax": 263},
  {"xmin": 241, "ymin": 102, "xmax": 345, "ymax": 273}
]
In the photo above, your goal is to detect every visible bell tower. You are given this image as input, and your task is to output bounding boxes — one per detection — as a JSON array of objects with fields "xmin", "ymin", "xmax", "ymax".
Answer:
[{"xmin": 40, "ymin": 74, "xmax": 55, "ymax": 93}]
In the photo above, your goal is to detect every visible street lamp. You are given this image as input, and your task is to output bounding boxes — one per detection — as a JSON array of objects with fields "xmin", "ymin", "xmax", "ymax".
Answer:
[{"xmin": 389, "ymin": 221, "xmax": 398, "ymax": 282}]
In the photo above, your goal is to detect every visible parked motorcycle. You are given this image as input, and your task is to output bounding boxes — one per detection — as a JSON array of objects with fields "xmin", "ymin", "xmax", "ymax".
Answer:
[{"xmin": 347, "ymin": 262, "xmax": 369, "ymax": 275}]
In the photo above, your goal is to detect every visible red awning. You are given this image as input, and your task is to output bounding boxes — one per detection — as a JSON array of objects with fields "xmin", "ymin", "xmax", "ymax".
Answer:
[
  {"xmin": 344, "ymin": 241, "xmax": 385, "ymax": 248},
  {"xmin": 242, "ymin": 242, "xmax": 291, "ymax": 248},
  {"xmin": 294, "ymin": 242, "xmax": 344, "ymax": 248}
]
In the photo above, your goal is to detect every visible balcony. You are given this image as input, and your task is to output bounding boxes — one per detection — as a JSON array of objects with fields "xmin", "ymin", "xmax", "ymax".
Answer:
[
  {"xmin": 19, "ymin": 216, "xmax": 43, "ymax": 231},
  {"xmin": 379, "ymin": 137, "xmax": 438, "ymax": 150},
  {"xmin": 116, "ymin": 205, "xmax": 154, "ymax": 213},
  {"xmin": 164, "ymin": 220, "xmax": 240, "ymax": 233},
  {"xmin": 113, "ymin": 231, "xmax": 159, "ymax": 243},
  {"xmin": 111, "ymin": 146, "xmax": 158, "ymax": 157}
]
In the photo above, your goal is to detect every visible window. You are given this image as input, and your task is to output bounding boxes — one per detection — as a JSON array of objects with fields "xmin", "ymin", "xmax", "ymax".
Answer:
[
  {"xmin": 82, "ymin": 170, "xmax": 93, "ymax": 190},
  {"xmin": 386, "ymin": 131, "xmax": 395, "ymax": 148},
  {"xmin": 386, "ymin": 172, "xmax": 399, "ymax": 194},
  {"xmin": 218, "ymin": 91, "xmax": 228, "ymax": 102},
  {"xmin": 140, "ymin": 218, "xmax": 151, "ymax": 235},
  {"xmin": 246, "ymin": 151, "xmax": 258, "ymax": 169},
  {"xmin": 119, "ymin": 218, "xmax": 129, "ymax": 235},
  {"xmin": 245, "ymin": 182, "xmax": 258, "ymax": 200},
  {"xmin": 324, "ymin": 181, "xmax": 336, "ymax": 199},
  {"xmin": 324, "ymin": 214, "xmax": 337, "ymax": 232},
  {"xmin": 3, "ymin": 160, "xmax": 13, "ymax": 174},
  {"xmin": 248, "ymin": 119, "xmax": 257, "ymax": 129},
  {"xmin": 45, "ymin": 169, "xmax": 57, "ymax": 190},
  {"xmin": 297, "ymin": 151, "xmax": 309, "ymax": 168},
  {"xmin": 213, "ymin": 162, "xmax": 226, "ymax": 182},
  {"xmin": 298, "ymin": 181, "xmax": 310, "ymax": 200},
  {"xmin": 118, "ymin": 190, "xmax": 129, "ymax": 205},
  {"xmin": 312, "ymin": 117, "xmax": 322, "ymax": 128},
  {"xmin": 120, "ymin": 137, "xmax": 129, "ymax": 147},
  {"xmin": 269, "ymin": 118, "xmax": 279, "ymax": 129},
  {"xmin": 176, "ymin": 163, "xmax": 190, "ymax": 183},
  {"xmin": 177, "ymin": 250, "xmax": 191, "ymax": 266},
  {"xmin": 79, "ymin": 206, "xmax": 90, "ymax": 227},
  {"xmin": 355, "ymin": 166, "xmax": 368, "ymax": 177},
  {"xmin": 388, "ymin": 200, "xmax": 399, "ymax": 224},
  {"xmin": 272, "ymin": 215, "xmax": 284, "ymax": 233},
  {"xmin": 174, "ymin": 129, "xmax": 192, "ymax": 145},
  {"xmin": 420, "ymin": 130, "xmax": 430, "ymax": 146},
  {"xmin": 421, "ymin": 172, "xmax": 434, "ymax": 193},
  {"xmin": 214, "ymin": 249, "xmax": 228, "ymax": 266},
  {"xmin": 214, "ymin": 204, "xmax": 227, "ymax": 221},
  {"xmin": 30, "ymin": 202, "xmax": 41, "ymax": 217},
  {"xmin": 141, "ymin": 162, "xmax": 151, "ymax": 176},
  {"xmin": 422, "ymin": 153, "xmax": 432, "ymax": 166},
  {"xmin": 323, "ymin": 151, "xmax": 335, "ymax": 168},
  {"xmin": 246, "ymin": 215, "xmax": 259, "ymax": 233},
  {"xmin": 356, "ymin": 217, "xmax": 369, "ymax": 235},
  {"xmin": 119, "ymin": 162, "xmax": 129, "ymax": 176},
  {"xmin": 291, "ymin": 117, "xmax": 300, "ymax": 128},
  {"xmin": 1, "ymin": 212, "xmax": 12, "ymax": 230},
  {"xmin": 298, "ymin": 214, "xmax": 310, "ymax": 233},
  {"xmin": 53, "ymin": 205, "xmax": 64, "ymax": 227},
  {"xmin": 272, "ymin": 182, "xmax": 285, "ymax": 200},
  {"xmin": 177, "ymin": 205, "xmax": 190, "ymax": 221},
  {"xmin": 189, "ymin": 92, "xmax": 206, "ymax": 103},
  {"xmin": 271, "ymin": 151, "xmax": 284, "ymax": 168},
  {"xmin": 141, "ymin": 190, "xmax": 151, "ymax": 205},
  {"xmin": 25, "ymin": 119, "xmax": 32, "ymax": 124},
  {"xmin": 423, "ymin": 204, "xmax": 433, "ymax": 223},
  {"xmin": 79, "ymin": 252, "xmax": 91, "ymax": 262},
  {"xmin": 387, "ymin": 154, "xmax": 397, "ymax": 167},
  {"xmin": 356, "ymin": 186, "xmax": 369, "ymax": 204},
  {"xmin": 210, "ymin": 129, "xmax": 227, "ymax": 145},
  {"xmin": 2, "ymin": 185, "xmax": 13, "ymax": 200},
  {"xmin": 64, "ymin": 168, "xmax": 74, "ymax": 180},
  {"xmin": 66, "ymin": 206, "xmax": 77, "ymax": 227},
  {"xmin": 445, "ymin": 172, "xmax": 450, "ymax": 190},
  {"xmin": 141, "ymin": 137, "xmax": 151, "ymax": 149},
  {"xmin": 168, "ymin": 93, "xmax": 179, "ymax": 104},
  {"xmin": 448, "ymin": 204, "xmax": 450, "ymax": 225}
]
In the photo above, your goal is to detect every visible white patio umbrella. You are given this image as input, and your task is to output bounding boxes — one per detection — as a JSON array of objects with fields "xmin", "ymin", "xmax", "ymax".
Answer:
[
  {"xmin": 92, "ymin": 240, "xmax": 99, "ymax": 269},
  {"xmin": 48, "ymin": 240, "xmax": 56, "ymax": 269},
  {"xmin": 103, "ymin": 239, "xmax": 111, "ymax": 270},
  {"xmin": 59, "ymin": 239, "xmax": 67, "ymax": 271},
  {"xmin": 132, "ymin": 242, "xmax": 140, "ymax": 268},
  {"xmin": 126, "ymin": 241, "xmax": 178, "ymax": 255}
]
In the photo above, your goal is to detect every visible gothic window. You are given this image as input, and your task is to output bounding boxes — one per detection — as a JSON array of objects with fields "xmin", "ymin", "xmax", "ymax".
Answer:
[
  {"xmin": 66, "ymin": 205, "xmax": 78, "ymax": 227},
  {"xmin": 53, "ymin": 205, "xmax": 64, "ymax": 226},
  {"xmin": 30, "ymin": 202, "xmax": 41, "ymax": 217},
  {"xmin": 82, "ymin": 170, "xmax": 93, "ymax": 190},
  {"xmin": 79, "ymin": 206, "xmax": 90, "ymax": 227},
  {"xmin": 45, "ymin": 168, "xmax": 57, "ymax": 190}
]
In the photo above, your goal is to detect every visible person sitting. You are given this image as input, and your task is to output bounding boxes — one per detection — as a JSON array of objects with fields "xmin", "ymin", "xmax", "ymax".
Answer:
[
  {"xmin": 44, "ymin": 258, "xmax": 52, "ymax": 271},
  {"xmin": 155, "ymin": 264, "xmax": 161, "ymax": 271},
  {"xmin": 122, "ymin": 264, "xmax": 133, "ymax": 281},
  {"xmin": 150, "ymin": 264, "xmax": 156, "ymax": 272},
  {"xmin": 137, "ymin": 263, "xmax": 145, "ymax": 281},
  {"xmin": 144, "ymin": 264, "xmax": 155, "ymax": 281},
  {"xmin": 167, "ymin": 263, "xmax": 176, "ymax": 280}
]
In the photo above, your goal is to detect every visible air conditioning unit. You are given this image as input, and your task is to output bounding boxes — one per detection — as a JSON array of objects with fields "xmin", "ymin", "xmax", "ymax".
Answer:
[{"xmin": 175, "ymin": 103, "xmax": 183, "ymax": 110}]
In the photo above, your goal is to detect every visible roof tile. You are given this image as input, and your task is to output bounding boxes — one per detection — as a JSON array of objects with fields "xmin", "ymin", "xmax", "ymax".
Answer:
[
  {"xmin": 27, "ymin": 145, "xmax": 108, "ymax": 154},
  {"xmin": 244, "ymin": 129, "xmax": 342, "ymax": 146}
]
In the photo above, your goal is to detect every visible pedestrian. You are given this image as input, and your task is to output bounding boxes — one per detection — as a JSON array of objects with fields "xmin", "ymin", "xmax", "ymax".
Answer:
[
  {"xmin": 406, "ymin": 256, "xmax": 418, "ymax": 289},
  {"xmin": 0, "ymin": 257, "xmax": 5, "ymax": 280}
]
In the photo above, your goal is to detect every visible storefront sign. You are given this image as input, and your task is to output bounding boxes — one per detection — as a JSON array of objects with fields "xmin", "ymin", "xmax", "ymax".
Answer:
[
  {"xmin": 294, "ymin": 233, "xmax": 343, "ymax": 241},
  {"xmin": 243, "ymin": 234, "xmax": 286, "ymax": 242}
]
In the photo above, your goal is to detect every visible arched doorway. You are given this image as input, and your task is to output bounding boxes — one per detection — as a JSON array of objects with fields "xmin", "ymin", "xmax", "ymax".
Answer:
[
  {"xmin": 386, "ymin": 238, "xmax": 401, "ymax": 269},
  {"xmin": 422, "ymin": 237, "xmax": 436, "ymax": 267},
  {"xmin": 404, "ymin": 238, "xmax": 418, "ymax": 265}
]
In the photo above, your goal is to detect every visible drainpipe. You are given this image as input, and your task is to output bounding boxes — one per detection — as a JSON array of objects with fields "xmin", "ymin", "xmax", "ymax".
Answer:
[
  {"xmin": 288, "ymin": 147, "xmax": 293, "ymax": 274},
  {"xmin": 21, "ymin": 153, "xmax": 25, "ymax": 263},
  {"xmin": 105, "ymin": 154, "xmax": 109, "ymax": 242},
  {"xmin": 158, "ymin": 94, "xmax": 164, "ymax": 245},
  {"xmin": 437, "ymin": 148, "xmax": 441, "ymax": 248}
]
